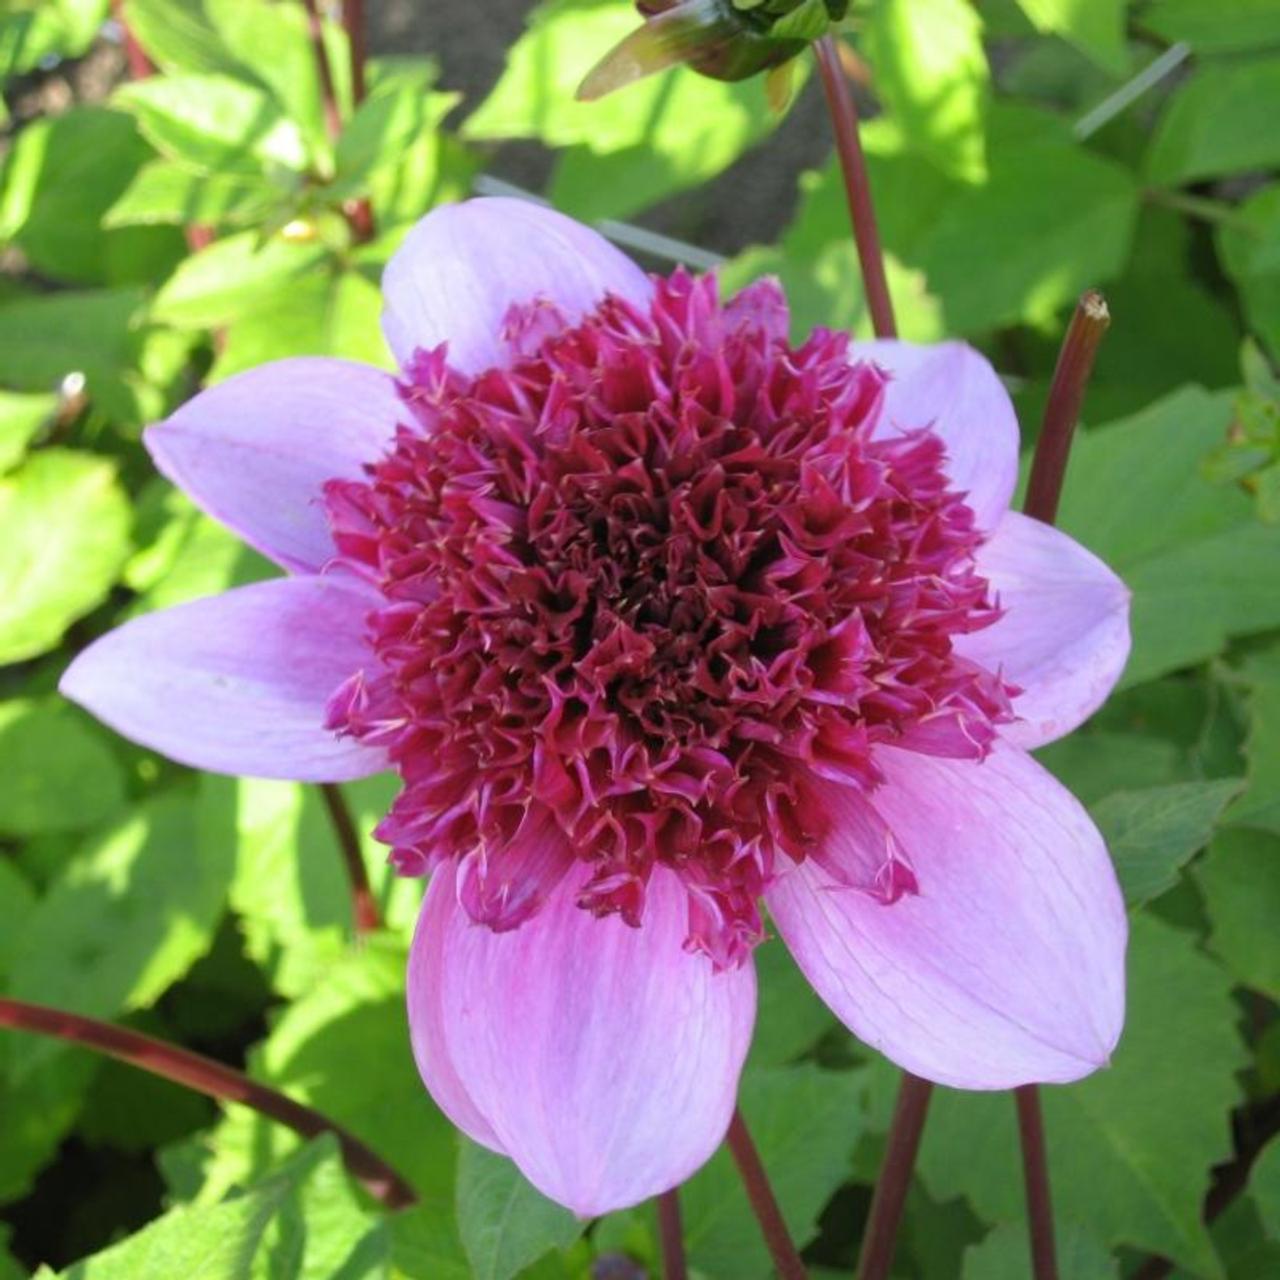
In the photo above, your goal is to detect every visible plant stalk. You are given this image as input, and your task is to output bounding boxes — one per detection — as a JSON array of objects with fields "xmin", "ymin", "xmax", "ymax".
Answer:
[
  {"xmin": 855, "ymin": 1072, "xmax": 932, "ymax": 1280},
  {"xmin": 320, "ymin": 782, "xmax": 381, "ymax": 936},
  {"xmin": 110, "ymin": 0, "xmax": 154, "ymax": 78},
  {"xmin": 343, "ymin": 0, "xmax": 368, "ymax": 105},
  {"xmin": 813, "ymin": 35, "xmax": 897, "ymax": 340},
  {"xmin": 301, "ymin": 0, "xmax": 344, "ymax": 141},
  {"xmin": 1015, "ymin": 1086, "xmax": 1059, "ymax": 1280},
  {"xmin": 1006, "ymin": 291, "xmax": 1112, "ymax": 1279},
  {"xmin": 1023, "ymin": 290, "xmax": 1110, "ymax": 525},
  {"xmin": 726, "ymin": 1108, "xmax": 808, "ymax": 1280},
  {"xmin": 657, "ymin": 1188, "xmax": 689, "ymax": 1280},
  {"xmin": 0, "ymin": 997, "xmax": 416, "ymax": 1208}
]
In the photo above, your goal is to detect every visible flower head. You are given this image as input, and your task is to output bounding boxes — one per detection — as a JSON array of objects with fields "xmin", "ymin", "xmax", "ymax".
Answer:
[
  {"xmin": 323, "ymin": 268, "xmax": 1013, "ymax": 967},
  {"xmin": 62, "ymin": 198, "xmax": 1131, "ymax": 1216}
]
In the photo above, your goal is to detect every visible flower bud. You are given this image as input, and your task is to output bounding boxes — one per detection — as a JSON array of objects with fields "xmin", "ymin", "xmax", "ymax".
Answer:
[{"xmin": 578, "ymin": 0, "xmax": 848, "ymax": 101}]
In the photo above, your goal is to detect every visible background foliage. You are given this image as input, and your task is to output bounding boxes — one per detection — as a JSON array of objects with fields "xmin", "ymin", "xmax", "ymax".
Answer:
[{"xmin": 1, "ymin": 0, "xmax": 1279, "ymax": 1276}]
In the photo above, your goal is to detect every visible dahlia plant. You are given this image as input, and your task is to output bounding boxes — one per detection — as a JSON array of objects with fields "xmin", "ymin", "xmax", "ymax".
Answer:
[{"xmin": 62, "ymin": 196, "xmax": 1130, "ymax": 1216}]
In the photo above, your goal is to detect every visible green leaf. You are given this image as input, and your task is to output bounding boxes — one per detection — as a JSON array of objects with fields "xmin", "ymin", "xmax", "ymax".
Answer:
[
  {"xmin": 1231, "ymin": 646, "xmax": 1280, "ymax": 834},
  {"xmin": 151, "ymin": 231, "xmax": 330, "ymax": 330},
  {"xmin": 0, "ymin": 389, "xmax": 56, "ymax": 473},
  {"xmin": 0, "ymin": 450, "xmax": 132, "ymax": 666},
  {"xmin": 389, "ymin": 1203, "xmax": 470, "ymax": 1280},
  {"xmin": 255, "ymin": 1136, "xmax": 391, "ymax": 1280},
  {"xmin": 749, "ymin": 936, "xmax": 838, "ymax": 1068},
  {"xmin": 455, "ymin": 1142, "xmax": 581, "ymax": 1280},
  {"xmin": 1253, "ymin": 1134, "xmax": 1280, "ymax": 1241},
  {"xmin": 0, "ymin": 862, "xmax": 35, "ymax": 982},
  {"xmin": 332, "ymin": 68, "xmax": 457, "ymax": 202},
  {"xmin": 917, "ymin": 913, "xmax": 1247, "ymax": 1277},
  {"xmin": 0, "ymin": 288, "xmax": 152, "ymax": 424},
  {"xmin": 1147, "ymin": 57, "xmax": 1280, "ymax": 186},
  {"xmin": 917, "ymin": 128, "xmax": 1138, "ymax": 333},
  {"xmin": 678, "ymin": 1064, "xmax": 863, "ymax": 1277},
  {"xmin": 104, "ymin": 161, "xmax": 282, "ymax": 230},
  {"xmin": 963, "ymin": 1220, "xmax": 1118, "ymax": 1278},
  {"xmin": 1218, "ymin": 184, "xmax": 1280, "ymax": 364},
  {"xmin": 463, "ymin": 0, "xmax": 650, "ymax": 147},
  {"xmin": 114, "ymin": 74, "xmax": 311, "ymax": 178},
  {"xmin": 1037, "ymin": 730, "xmax": 1185, "ymax": 806},
  {"xmin": 468, "ymin": 0, "xmax": 793, "ymax": 221},
  {"xmin": 1013, "ymin": 0, "xmax": 1129, "ymax": 73},
  {"xmin": 211, "ymin": 266, "xmax": 392, "ymax": 379},
  {"xmin": 1144, "ymin": 0, "xmax": 1280, "ymax": 53},
  {"xmin": 0, "ymin": 0, "xmax": 106, "ymax": 79},
  {"xmin": 865, "ymin": 0, "xmax": 990, "ymax": 183},
  {"xmin": 4, "ymin": 107, "xmax": 185, "ymax": 287},
  {"xmin": 0, "ymin": 1050, "xmax": 97, "ymax": 1204},
  {"xmin": 1090, "ymin": 779, "xmax": 1244, "ymax": 908},
  {"xmin": 1055, "ymin": 386, "xmax": 1280, "ymax": 684},
  {"xmin": 37, "ymin": 1137, "xmax": 360, "ymax": 1279},
  {"xmin": 197, "ymin": 941, "xmax": 456, "ymax": 1206},
  {"xmin": 0, "ymin": 699, "xmax": 125, "ymax": 838},
  {"xmin": 1193, "ymin": 827, "xmax": 1280, "ymax": 998},
  {"xmin": 0, "ymin": 1227, "xmax": 23, "ymax": 1280},
  {"xmin": 6, "ymin": 788, "xmax": 236, "ymax": 1079},
  {"xmin": 219, "ymin": 774, "xmax": 416, "ymax": 1000},
  {"xmin": 124, "ymin": 490, "xmax": 273, "ymax": 616}
]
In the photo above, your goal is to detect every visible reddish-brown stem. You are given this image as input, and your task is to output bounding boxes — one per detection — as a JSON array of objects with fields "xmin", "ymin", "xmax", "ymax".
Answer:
[
  {"xmin": 726, "ymin": 1108, "xmax": 807, "ymax": 1280},
  {"xmin": 343, "ymin": 0, "xmax": 368, "ymax": 106},
  {"xmin": 319, "ymin": 782, "xmax": 381, "ymax": 936},
  {"xmin": 301, "ymin": 0, "xmax": 344, "ymax": 141},
  {"xmin": 111, "ymin": 0, "xmax": 153, "ymax": 77},
  {"xmin": 1015, "ymin": 1086, "xmax": 1059, "ymax": 1280},
  {"xmin": 336, "ymin": 0, "xmax": 375, "ymax": 241},
  {"xmin": 856, "ymin": 1073, "xmax": 932, "ymax": 1280},
  {"xmin": 1023, "ymin": 291, "xmax": 1110, "ymax": 525},
  {"xmin": 0, "ymin": 997, "xmax": 416, "ymax": 1208},
  {"xmin": 1003, "ymin": 295, "xmax": 1111, "ymax": 1280},
  {"xmin": 657, "ymin": 1188, "xmax": 688, "ymax": 1280},
  {"xmin": 813, "ymin": 36, "xmax": 897, "ymax": 341}
]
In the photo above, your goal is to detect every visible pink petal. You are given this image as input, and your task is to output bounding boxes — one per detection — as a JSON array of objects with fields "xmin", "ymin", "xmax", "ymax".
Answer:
[
  {"xmin": 767, "ymin": 744, "xmax": 1126, "ymax": 1088},
  {"xmin": 455, "ymin": 805, "xmax": 575, "ymax": 932},
  {"xmin": 144, "ymin": 357, "xmax": 404, "ymax": 574},
  {"xmin": 856, "ymin": 339, "xmax": 1019, "ymax": 529},
  {"xmin": 381, "ymin": 198, "xmax": 653, "ymax": 374},
  {"xmin": 407, "ymin": 861, "xmax": 756, "ymax": 1216},
  {"xmin": 958, "ymin": 511, "xmax": 1131, "ymax": 749},
  {"xmin": 59, "ymin": 576, "xmax": 386, "ymax": 782},
  {"xmin": 804, "ymin": 777, "xmax": 918, "ymax": 904}
]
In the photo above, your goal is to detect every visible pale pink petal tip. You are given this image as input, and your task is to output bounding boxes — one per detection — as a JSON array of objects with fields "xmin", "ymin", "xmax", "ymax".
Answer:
[
  {"xmin": 59, "ymin": 577, "xmax": 387, "ymax": 783},
  {"xmin": 143, "ymin": 357, "xmax": 404, "ymax": 574},
  {"xmin": 857, "ymin": 338, "xmax": 1020, "ymax": 530},
  {"xmin": 960, "ymin": 511, "xmax": 1132, "ymax": 749},
  {"xmin": 770, "ymin": 744, "xmax": 1126, "ymax": 1089},
  {"xmin": 407, "ymin": 862, "xmax": 757, "ymax": 1216},
  {"xmin": 381, "ymin": 197, "xmax": 654, "ymax": 375}
]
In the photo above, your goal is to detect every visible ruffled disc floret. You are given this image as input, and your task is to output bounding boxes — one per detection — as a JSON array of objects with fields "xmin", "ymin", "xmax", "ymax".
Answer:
[{"xmin": 324, "ymin": 271, "xmax": 1015, "ymax": 966}]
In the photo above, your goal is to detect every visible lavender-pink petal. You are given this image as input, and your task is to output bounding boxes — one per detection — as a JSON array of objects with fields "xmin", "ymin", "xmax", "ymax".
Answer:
[
  {"xmin": 380, "ymin": 197, "xmax": 653, "ymax": 374},
  {"xmin": 960, "ymin": 511, "xmax": 1132, "ymax": 748},
  {"xmin": 857, "ymin": 339, "xmax": 1019, "ymax": 529},
  {"xmin": 767, "ymin": 743, "xmax": 1126, "ymax": 1088},
  {"xmin": 59, "ymin": 576, "xmax": 387, "ymax": 782},
  {"xmin": 407, "ymin": 860, "xmax": 756, "ymax": 1217},
  {"xmin": 144, "ymin": 357, "xmax": 404, "ymax": 575}
]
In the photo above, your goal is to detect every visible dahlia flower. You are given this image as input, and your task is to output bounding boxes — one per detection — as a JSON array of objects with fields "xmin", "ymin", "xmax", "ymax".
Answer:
[{"xmin": 62, "ymin": 198, "xmax": 1130, "ymax": 1216}]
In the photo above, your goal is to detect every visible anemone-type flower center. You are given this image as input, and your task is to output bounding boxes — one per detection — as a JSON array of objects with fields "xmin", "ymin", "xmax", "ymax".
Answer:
[{"xmin": 324, "ymin": 272, "xmax": 1015, "ymax": 965}]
